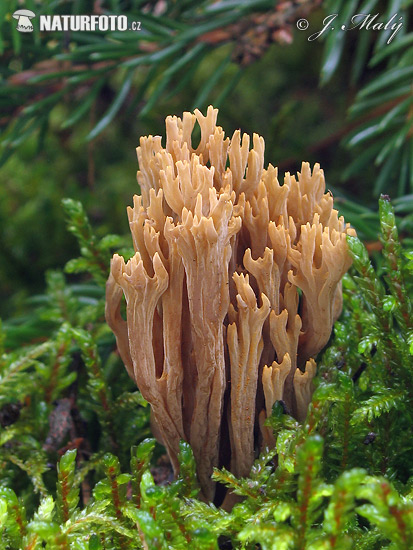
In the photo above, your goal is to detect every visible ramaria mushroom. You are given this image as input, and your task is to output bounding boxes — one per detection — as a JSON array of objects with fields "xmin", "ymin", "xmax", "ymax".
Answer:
[
  {"xmin": 106, "ymin": 106, "xmax": 355, "ymax": 502},
  {"xmin": 12, "ymin": 9, "xmax": 35, "ymax": 32}
]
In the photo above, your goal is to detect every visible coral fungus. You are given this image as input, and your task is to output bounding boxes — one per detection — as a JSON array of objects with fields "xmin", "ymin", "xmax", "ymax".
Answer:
[{"xmin": 106, "ymin": 106, "xmax": 355, "ymax": 500}]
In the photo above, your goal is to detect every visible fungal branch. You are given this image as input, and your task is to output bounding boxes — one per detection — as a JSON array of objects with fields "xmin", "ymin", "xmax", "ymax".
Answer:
[{"xmin": 105, "ymin": 106, "xmax": 355, "ymax": 501}]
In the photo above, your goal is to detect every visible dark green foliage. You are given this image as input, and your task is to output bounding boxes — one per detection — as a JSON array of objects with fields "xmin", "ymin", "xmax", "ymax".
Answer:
[
  {"xmin": 319, "ymin": 0, "xmax": 413, "ymax": 197},
  {"xmin": 0, "ymin": 0, "xmax": 289, "ymax": 162},
  {"xmin": 2, "ymin": 0, "xmax": 413, "ymax": 315},
  {"xmin": 1, "ymin": 0, "xmax": 412, "ymax": 206},
  {"xmin": 56, "ymin": 449, "xmax": 79, "ymax": 523},
  {"xmin": 62, "ymin": 198, "xmax": 123, "ymax": 288}
]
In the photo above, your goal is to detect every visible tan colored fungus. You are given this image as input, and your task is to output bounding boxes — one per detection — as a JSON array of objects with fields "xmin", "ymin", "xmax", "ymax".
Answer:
[{"xmin": 106, "ymin": 106, "xmax": 356, "ymax": 501}]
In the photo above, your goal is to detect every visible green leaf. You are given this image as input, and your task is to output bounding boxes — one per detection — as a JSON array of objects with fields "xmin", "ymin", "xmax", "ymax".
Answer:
[
  {"xmin": 376, "ymin": 124, "xmax": 411, "ymax": 165},
  {"xmin": 370, "ymin": 32, "xmax": 413, "ymax": 66},
  {"xmin": 377, "ymin": 95, "xmax": 413, "ymax": 132},
  {"xmin": 374, "ymin": 149, "xmax": 399, "ymax": 195},
  {"xmin": 87, "ymin": 70, "xmax": 134, "ymax": 141},
  {"xmin": 0, "ymin": 498, "xmax": 8, "ymax": 527},
  {"xmin": 356, "ymin": 477, "xmax": 413, "ymax": 548},
  {"xmin": 373, "ymin": 0, "xmax": 404, "ymax": 51},
  {"xmin": 22, "ymin": 89, "xmax": 67, "ymax": 116},
  {"xmin": 116, "ymin": 473, "xmax": 132, "ymax": 485},
  {"xmin": 126, "ymin": 509, "xmax": 168, "ymax": 549},
  {"xmin": 214, "ymin": 66, "xmax": 244, "ymax": 107},
  {"xmin": 320, "ymin": 0, "xmax": 359, "ymax": 84},
  {"xmin": 341, "ymin": 140, "xmax": 383, "ymax": 180},
  {"xmin": 346, "ymin": 122, "xmax": 383, "ymax": 148},
  {"xmin": 59, "ymin": 448, "xmax": 77, "ymax": 471},
  {"xmin": 323, "ymin": 469, "xmax": 366, "ymax": 536},
  {"xmin": 122, "ymin": 41, "xmax": 185, "ymax": 68},
  {"xmin": 350, "ymin": 0, "xmax": 379, "ymax": 83},
  {"xmin": 191, "ymin": 54, "xmax": 232, "ymax": 110},
  {"xmin": 56, "ymin": 449, "xmax": 79, "ymax": 522},
  {"xmin": 382, "ymin": 295, "xmax": 396, "ymax": 312},
  {"xmin": 88, "ymin": 534, "xmax": 103, "ymax": 550},
  {"xmin": 36, "ymin": 495, "xmax": 56, "ymax": 520},
  {"xmin": 351, "ymin": 391, "xmax": 405, "ymax": 425},
  {"xmin": 140, "ymin": 42, "xmax": 206, "ymax": 117},
  {"xmin": 407, "ymin": 331, "xmax": 413, "ymax": 355},
  {"xmin": 358, "ymin": 66, "xmax": 413, "ymax": 98},
  {"xmin": 61, "ymin": 78, "xmax": 105, "ymax": 129},
  {"xmin": 349, "ymin": 84, "xmax": 412, "ymax": 118},
  {"xmin": 239, "ymin": 522, "xmax": 296, "ymax": 550}
]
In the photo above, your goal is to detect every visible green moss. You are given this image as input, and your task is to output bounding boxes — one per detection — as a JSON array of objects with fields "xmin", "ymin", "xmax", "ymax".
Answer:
[{"xmin": 0, "ymin": 196, "xmax": 412, "ymax": 549}]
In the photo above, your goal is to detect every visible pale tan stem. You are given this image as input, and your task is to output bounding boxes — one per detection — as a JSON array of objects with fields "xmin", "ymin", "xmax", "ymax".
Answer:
[{"xmin": 227, "ymin": 274, "xmax": 270, "ymax": 478}]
